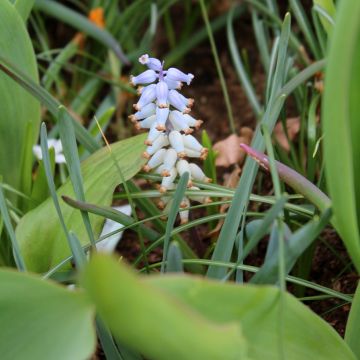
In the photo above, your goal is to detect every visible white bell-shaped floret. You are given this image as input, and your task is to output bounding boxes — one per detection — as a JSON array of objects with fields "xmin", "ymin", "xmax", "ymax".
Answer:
[
  {"xmin": 130, "ymin": 103, "xmax": 156, "ymax": 122},
  {"xmin": 164, "ymin": 76, "xmax": 182, "ymax": 90},
  {"xmin": 134, "ymin": 84, "xmax": 156, "ymax": 110},
  {"xmin": 160, "ymin": 168, "xmax": 177, "ymax": 193},
  {"xmin": 169, "ymin": 111, "xmax": 192, "ymax": 133},
  {"xmin": 156, "ymin": 81, "xmax": 169, "ymax": 108},
  {"xmin": 161, "ymin": 149, "xmax": 178, "ymax": 177},
  {"xmin": 168, "ymin": 90, "xmax": 190, "ymax": 113},
  {"xmin": 166, "ymin": 68, "xmax": 194, "ymax": 85},
  {"xmin": 145, "ymin": 123, "xmax": 163, "ymax": 145},
  {"xmin": 179, "ymin": 208, "xmax": 189, "ymax": 224},
  {"xmin": 143, "ymin": 134, "xmax": 169, "ymax": 158},
  {"xmin": 138, "ymin": 54, "xmax": 162, "ymax": 71},
  {"xmin": 182, "ymin": 134, "xmax": 208, "ymax": 158},
  {"xmin": 189, "ymin": 163, "xmax": 211, "ymax": 182},
  {"xmin": 169, "ymin": 131, "xmax": 185, "ymax": 157},
  {"xmin": 182, "ymin": 113, "xmax": 203, "ymax": 129},
  {"xmin": 130, "ymin": 69, "xmax": 157, "ymax": 86},
  {"xmin": 176, "ymin": 159, "xmax": 192, "ymax": 186},
  {"xmin": 135, "ymin": 114, "xmax": 156, "ymax": 130},
  {"xmin": 155, "ymin": 107, "xmax": 169, "ymax": 131},
  {"xmin": 143, "ymin": 148, "xmax": 167, "ymax": 172}
]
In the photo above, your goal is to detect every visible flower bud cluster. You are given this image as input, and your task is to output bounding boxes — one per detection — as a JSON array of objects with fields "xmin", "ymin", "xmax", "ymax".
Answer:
[{"xmin": 129, "ymin": 54, "xmax": 211, "ymax": 223}]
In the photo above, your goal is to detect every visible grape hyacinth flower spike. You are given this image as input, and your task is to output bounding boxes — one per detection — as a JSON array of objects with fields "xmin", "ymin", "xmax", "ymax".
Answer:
[{"xmin": 129, "ymin": 54, "xmax": 211, "ymax": 223}]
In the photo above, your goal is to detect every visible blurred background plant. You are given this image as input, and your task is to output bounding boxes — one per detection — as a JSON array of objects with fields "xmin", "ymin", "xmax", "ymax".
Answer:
[{"xmin": 1, "ymin": 0, "xmax": 360, "ymax": 359}]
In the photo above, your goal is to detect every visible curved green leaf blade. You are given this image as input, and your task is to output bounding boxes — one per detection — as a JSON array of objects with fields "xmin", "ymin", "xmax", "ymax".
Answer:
[
  {"xmin": 322, "ymin": 1, "xmax": 360, "ymax": 272},
  {"xmin": 16, "ymin": 134, "xmax": 146, "ymax": 273},
  {"xmin": 0, "ymin": 1, "xmax": 40, "ymax": 197},
  {"xmin": 0, "ymin": 269, "xmax": 95, "ymax": 360},
  {"xmin": 81, "ymin": 255, "xmax": 249, "ymax": 360},
  {"xmin": 345, "ymin": 280, "xmax": 360, "ymax": 357}
]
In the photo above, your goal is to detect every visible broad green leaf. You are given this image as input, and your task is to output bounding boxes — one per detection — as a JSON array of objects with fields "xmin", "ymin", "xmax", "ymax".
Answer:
[
  {"xmin": 0, "ymin": 1, "xmax": 40, "ymax": 200},
  {"xmin": 82, "ymin": 254, "xmax": 355, "ymax": 360},
  {"xmin": 149, "ymin": 277, "xmax": 355, "ymax": 360},
  {"xmin": 322, "ymin": 1, "xmax": 360, "ymax": 273},
  {"xmin": 16, "ymin": 134, "xmax": 146, "ymax": 273},
  {"xmin": 81, "ymin": 255, "xmax": 249, "ymax": 360},
  {"xmin": 0, "ymin": 268, "xmax": 95, "ymax": 360},
  {"xmin": 13, "ymin": 0, "xmax": 35, "ymax": 21}
]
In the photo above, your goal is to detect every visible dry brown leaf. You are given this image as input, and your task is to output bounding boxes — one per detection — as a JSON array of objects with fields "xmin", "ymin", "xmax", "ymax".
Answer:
[
  {"xmin": 274, "ymin": 117, "xmax": 300, "ymax": 152},
  {"xmin": 213, "ymin": 133, "xmax": 252, "ymax": 167}
]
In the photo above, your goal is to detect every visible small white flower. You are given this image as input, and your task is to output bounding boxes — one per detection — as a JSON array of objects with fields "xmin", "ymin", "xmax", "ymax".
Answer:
[
  {"xmin": 130, "ymin": 69, "xmax": 157, "ymax": 86},
  {"xmin": 97, "ymin": 205, "xmax": 132, "ymax": 253},
  {"xmin": 33, "ymin": 139, "xmax": 66, "ymax": 164}
]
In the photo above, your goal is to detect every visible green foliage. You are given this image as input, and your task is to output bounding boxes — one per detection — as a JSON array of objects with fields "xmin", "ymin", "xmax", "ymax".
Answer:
[
  {"xmin": 0, "ymin": 1, "xmax": 40, "ymax": 198},
  {"xmin": 16, "ymin": 135, "xmax": 146, "ymax": 273},
  {"xmin": 0, "ymin": 268, "xmax": 95, "ymax": 360},
  {"xmin": 81, "ymin": 254, "xmax": 355, "ymax": 360},
  {"xmin": 345, "ymin": 281, "xmax": 360, "ymax": 358},
  {"xmin": 322, "ymin": 0, "xmax": 360, "ymax": 273}
]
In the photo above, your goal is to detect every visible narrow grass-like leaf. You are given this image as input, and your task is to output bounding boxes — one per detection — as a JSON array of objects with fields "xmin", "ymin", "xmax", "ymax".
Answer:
[
  {"xmin": 39, "ymin": 123, "xmax": 86, "ymax": 268},
  {"xmin": 290, "ymin": 0, "xmax": 321, "ymax": 59},
  {"xmin": 251, "ymin": 209, "xmax": 331, "ymax": 284},
  {"xmin": 34, "ymin": 0, "xmax": 129, "ymax": 64},
  {"xmin": 166, "ymin": 241, "xmax": 184, "ymax": 273},
  {"xmin": 161, "ymin": 172, "xmax": 189, "ymax": 273},
  {"xmin": 0, "ymin": 184, "xmax": 26, "ymax": 271},
  {"xmin": 165, "ymin": 4, "xmax": 246, "ymax": 66},
  {"xmin": 242, "ymin": 196, "xmax": 287, "ymax": 260},
  {"xmin": 199, "ymin": 0, "xmax": 236, "ymax": 134},
  {"xmin": 240, "ymin": 144, "xmax": 331, "ymax": 212},
  {"xmin": 227, "ymin": 7, "xmax": 262, "ymax": 117},
  {"xmin": 58, "ymin": 106, "xmax": 96, "ymax": 248},
  {"xmin": 313, "ymin": 0, "xmax": 336, "ymax": 34},
  {"xmin": 62, "ymin": 196, "xmax": 159, "ymax": 242},
  {"xmin": 207, "ymin": 14, "xmax": 291, "ymax": 279},
  {"xmin": 345, "ymin": 281, "xmax": 360, "ymax": 357},
  {"xmin": 322, "ymin": 0, "xmax": 360, "ymax": 272},
  {"xmin": 145, "ymin": 258, "xmax": 353, "ymax": 302},
  {"xmin": 0, "ymin": 55, "xmax": 100, "ymax": 153}
]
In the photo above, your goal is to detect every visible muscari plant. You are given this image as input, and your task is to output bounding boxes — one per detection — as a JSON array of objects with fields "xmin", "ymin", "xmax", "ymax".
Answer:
[
  {"xmin": 1, "ymin": 0, "xmax": 360, "ymax": 359},
  {"xmin": 129, "ymin": 54, "xmax": 211, "ymax": 223}
]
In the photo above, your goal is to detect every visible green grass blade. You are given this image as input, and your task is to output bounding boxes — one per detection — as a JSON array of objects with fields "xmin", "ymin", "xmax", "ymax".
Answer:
[
  {"xmin": 290, "ymin": 0, "xmax": 321, "ymax": 59},
  {"xmin": 227, "ymin": 7, "xmax": 262, "ymax": 117},
  {"xmin": 0, "ymin": 184, "xmax": 26, "ymax": 271},
  {"xmin": 58, "ymin": 106, "xmax": 96, "ymax": 248},
  {"xmin": 39, "ymin": 123, "xmax": 87, "ymax": 269},
  {"xmin": 161, "ymin": 172, "xmax": 189, "ymax": 273},
  {"xmin": 0, "ymin": 55, "xmax": 100, "ymax": 153},
  {"xmin": 251, "ymin": 209, "xmax": 331, "ymax": 284},
  {"xmin": 345, "ymin": 281, "xmax": 360, "ymax": 357},
  {"xmin": 62, "ymin": 196, "xmax": 159, "ymax": 242},
  {"xmin": 199, "ymin": 0, "xmax": 236, "ymax": 134},
  {"xmin": 34, "ymin": 0, "xmax": 129, "ymax": 64},
  {"xmin": 166, "ymin": 241, "xmax": 184, "ymax": 273}
]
